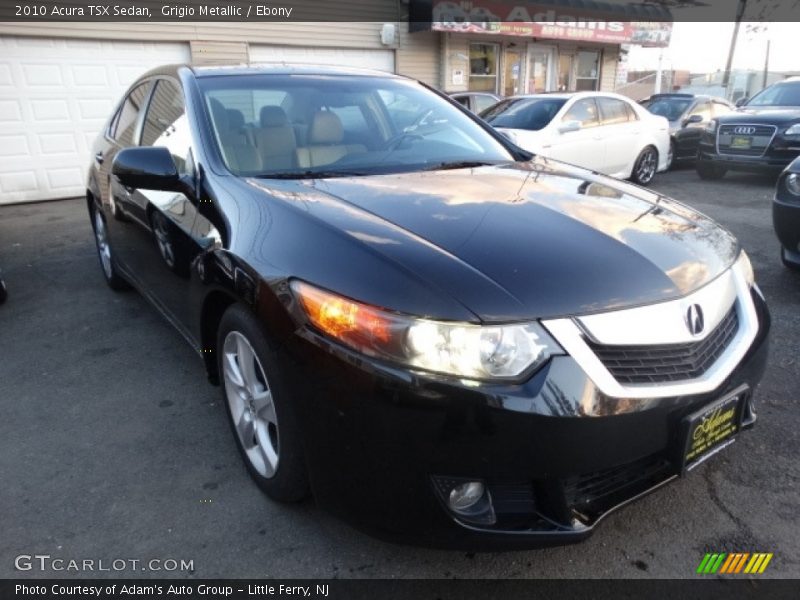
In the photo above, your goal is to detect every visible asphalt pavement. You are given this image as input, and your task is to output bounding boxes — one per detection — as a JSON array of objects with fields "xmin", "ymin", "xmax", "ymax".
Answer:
[{"xmin": 1, "ymin": 165, "xmax": 798, "ymax": 579}]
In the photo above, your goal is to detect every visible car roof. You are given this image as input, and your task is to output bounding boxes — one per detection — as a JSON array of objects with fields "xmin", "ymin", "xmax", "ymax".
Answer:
[
  {"xmin": 191, "ymin": 63, "xmax": 404, "ymax": 79},
  {"xmin": 136, "ymin": 63, "xmax": 405, "ymax": 81},
  {"xmin": 506, "ymin": 91, "xmax": 634, "ymax": 102},
  {"xmin": 644, "ymin": 93, "xmax": 731, "ymax": 103}
]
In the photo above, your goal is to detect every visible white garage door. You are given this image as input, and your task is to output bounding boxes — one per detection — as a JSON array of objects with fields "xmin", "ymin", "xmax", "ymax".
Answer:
[
  {"xmin": 249, "ymin": 45, "xmax": 395, "ymax": 74},
  {"xmin": 0, "ymin": 36, "xmax": 190, "ymax": 204}
]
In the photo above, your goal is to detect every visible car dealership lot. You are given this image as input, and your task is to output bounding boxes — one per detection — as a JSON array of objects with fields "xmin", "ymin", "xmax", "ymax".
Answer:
[{"xmin": 1, "ymin": 167, "xmax": 798, "ymax": 579}]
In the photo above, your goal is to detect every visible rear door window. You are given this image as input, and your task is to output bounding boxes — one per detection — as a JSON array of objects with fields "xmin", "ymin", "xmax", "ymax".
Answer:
[{"xmin": 597, "ymin": 97, "xmax": 632, "ymax": 125}]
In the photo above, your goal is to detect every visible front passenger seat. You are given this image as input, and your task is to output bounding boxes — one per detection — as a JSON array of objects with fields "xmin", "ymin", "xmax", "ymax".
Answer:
[
  {"xmin": 295, "ymin": 111, "xmax": 365, "ymax": 169},
  {"xmin": 254, "ymin": 106, "xmax": 297, "ymax": 171}
]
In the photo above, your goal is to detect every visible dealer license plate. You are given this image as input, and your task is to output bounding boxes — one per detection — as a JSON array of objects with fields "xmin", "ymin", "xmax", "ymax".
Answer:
[
  {"xmin": 680, "ymin": 385, "xmax": 748, "ymax": 473},
  {"xmin": 730, "ymin": 136, "xmax": 752, "ymax": 149}
]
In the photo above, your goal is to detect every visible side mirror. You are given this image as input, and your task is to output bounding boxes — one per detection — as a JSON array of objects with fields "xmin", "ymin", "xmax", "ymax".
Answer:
[
  {"xmin": 558, "ymin": 120, "xmax": 581, "ymax": 134},
  {"xmin": 683, "ymin": 114, "xmax": 703, "ymax": 127},
  {"xmin": 735, "ymin": 97, "xmax": 748, "ymax": 107},
  {"xmin": 112, "ymin": 147, "xmax": 185, "ymax": 193}
]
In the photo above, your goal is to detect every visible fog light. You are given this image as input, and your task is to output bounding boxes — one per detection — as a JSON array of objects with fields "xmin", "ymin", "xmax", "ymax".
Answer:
[
  {"xmin": 449, "ymin": 481, "xmax": 485, "ymax": 511},
  {"xmin": 432, "ymin": 476, "xmax": 496, "ymax": 526},
  {"xmin": 786, "ymin": 173, "xmax": 800, "ymax": 196}
]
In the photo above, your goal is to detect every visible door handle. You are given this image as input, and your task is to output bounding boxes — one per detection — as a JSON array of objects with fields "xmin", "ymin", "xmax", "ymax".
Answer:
[{"xmin": 94, "ymin": 152, "xmax": 104, "ymax": 164}]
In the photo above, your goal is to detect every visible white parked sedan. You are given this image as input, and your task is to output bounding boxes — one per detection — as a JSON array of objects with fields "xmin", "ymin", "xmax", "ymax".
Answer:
[{"xmin": 481, "ymin": 92, "xmax": 671, "ymax": 185}]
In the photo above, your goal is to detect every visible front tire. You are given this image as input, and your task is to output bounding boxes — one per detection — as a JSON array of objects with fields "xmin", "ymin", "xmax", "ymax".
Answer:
[
  {"xmin": 217, "ymin": 304, "xmax": 309, "ymax": 503},
  {"xmin": 696, "ymin": 162, "xmax": 727, "ymax": 180},
  {"xmin": 91, "ymin": 205, "xmax": 129, "ymax": 291},
  {"xmin": 630, "ymin": 146, "xmax": 658, "ymax": 185}
]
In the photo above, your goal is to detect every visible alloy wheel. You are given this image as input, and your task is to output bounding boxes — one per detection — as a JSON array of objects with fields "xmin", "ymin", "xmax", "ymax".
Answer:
[
  {"xmin": 94, "ymin": 211, "xmax": 113, "ymax": 279},
  {"xmin": 635, "ymin": 148, "xmax": 657, "ymax": 184},
  {"xmin": 222, "ymin": 331, "xmax": 280, "ymax": 478}
]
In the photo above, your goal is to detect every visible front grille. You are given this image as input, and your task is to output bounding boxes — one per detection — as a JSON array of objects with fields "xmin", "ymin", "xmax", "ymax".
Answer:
[
  {"xmin": 564, "ymin": 454, "xmax": 672, "ymax": 513},
  {"xmin": 587, "ymin": 306, "xmax": 739, "ymax": 384},
  {"xmin": 717, "ymin": 124, "xmax": 776, "ymax": 157}
]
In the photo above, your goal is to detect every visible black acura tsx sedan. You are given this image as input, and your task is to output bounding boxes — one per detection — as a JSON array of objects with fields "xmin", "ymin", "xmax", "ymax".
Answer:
[{"xmin": 86, "ymin": 64, "xmax": 769, "ymax": 550}]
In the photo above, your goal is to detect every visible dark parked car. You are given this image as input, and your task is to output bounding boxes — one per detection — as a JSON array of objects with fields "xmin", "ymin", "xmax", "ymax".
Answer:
[
  {"xmin": 696, "ymin": 77, "xmax": 800, "ymax": 179},
  {"xmin": 449, "ymin": 91, "xmax": 502, "ymax": 114},
  {"xmin": 87, "ymin": 64, "xmax": 769, "ymax": 550},
  {"xmin": 773, "ymin": 156, "xmax": 800, "ymax": 269},
  {"xmin": 640, "ymin": 93, "xmax": 734, "ymax": 165}
]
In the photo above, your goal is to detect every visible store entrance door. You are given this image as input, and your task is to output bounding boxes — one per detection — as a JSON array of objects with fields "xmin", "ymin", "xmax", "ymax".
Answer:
[
  {"xmin": 502, "ymin": 47, "xmax": 524, "ymax": 97},
  {"xmin": 526, "ymin": 45, "xmax": 555, "ymax": 93}
]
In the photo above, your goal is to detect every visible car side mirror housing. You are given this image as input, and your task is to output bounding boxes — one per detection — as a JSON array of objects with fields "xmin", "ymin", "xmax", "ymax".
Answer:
[
  {"xmin": 683, "ymin": 114, "xmax": 703, "ymax": 127},
  {"xmin": 558, "ymin": 120, "xmax": 581, "ymax": 134},
  {"xmin": 112, "ymin": 147, "xmax": 185, "ymax": 193},
  {"xmin": 735, "ymin": 97, "xmax": 748, "ymax": 107}
]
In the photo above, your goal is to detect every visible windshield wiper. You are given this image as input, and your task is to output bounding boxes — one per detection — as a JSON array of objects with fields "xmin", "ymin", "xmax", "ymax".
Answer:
[
  {"xmin": 419, "ymin": 160, "xmax": 503, "ymax": 172},
  {"xmin": 256, "ymin": 169, "xmax": 370, "ymax": 180}
]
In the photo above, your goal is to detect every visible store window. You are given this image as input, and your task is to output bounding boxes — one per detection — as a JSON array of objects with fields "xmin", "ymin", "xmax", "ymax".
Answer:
[
  {"xmin": 575, "ymin": 51, "xmax": 601, "ymax": 91},
  {"xmin": 469, "ymin": 43, "xmax": 499, "ymax": 93}
]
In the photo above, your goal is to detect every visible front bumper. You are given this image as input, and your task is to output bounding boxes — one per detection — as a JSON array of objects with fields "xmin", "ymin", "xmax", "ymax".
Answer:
[
  {"xmin": 282, "ymin": 288, "xmax": 770, "ymax": 550},
  {"xmin": 698, "ymin": 138, "xmax": 800, "ymax": 173}
]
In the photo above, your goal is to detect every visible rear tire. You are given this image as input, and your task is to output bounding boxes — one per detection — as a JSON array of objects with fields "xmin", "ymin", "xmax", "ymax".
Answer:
[
  {"xmin": 91, "ymin": 204, "xmax": 129, "ymax": 291},
  {"xmin": 696, "ymin": 162, "xmax": 727, "ymax": 180},
  {"xmin": 630, "ymin": 146, "xmax": 658, "ymax": 185},
  {"xmin": 217, "ymin": 304, "xmax": 310, "ymax": 503}
]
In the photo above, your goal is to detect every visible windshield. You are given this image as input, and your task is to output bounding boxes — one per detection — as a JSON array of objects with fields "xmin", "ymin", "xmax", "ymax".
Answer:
[
  {"xmin": 746, "ymin": 81, "xmax": 800, "ymax": 107},
  {"xmin": 641, "ymin": 97, "xmax": 692, "ymax": 121},
  {"xmin": 480, "ymin": 98, "xmax": 567, "ymax": 131},
  {"xmin": 197, "ymin": 74, "xmax": 514, "ymax": 177}
]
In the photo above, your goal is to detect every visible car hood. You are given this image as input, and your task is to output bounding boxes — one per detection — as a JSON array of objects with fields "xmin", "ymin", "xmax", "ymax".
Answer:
[
  {"xmin": 723, "ymin": 107, "xmax": 800, "ymax": 124},
  {"xmin": 248, "ymin": 159, "xmax": 739, "ymax": 321}
]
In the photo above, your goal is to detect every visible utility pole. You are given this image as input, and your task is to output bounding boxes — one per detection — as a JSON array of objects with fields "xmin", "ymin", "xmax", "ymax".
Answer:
[
  {"xmin": 722, "ymin": 0, "xmax": 747, "ymax": 97},
  {"xmin": 762, "ymin": 39, "xmax": 771, "ymax": 90},
  {"xmin": 654, "ymin": 48, "xmax": 663, "ymax": 94}
]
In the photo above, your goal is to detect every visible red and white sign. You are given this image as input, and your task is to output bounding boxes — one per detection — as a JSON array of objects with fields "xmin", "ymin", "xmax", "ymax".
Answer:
[{"xmin": 430, "ymin": 1, "xmax": 672, "ymax": 47}]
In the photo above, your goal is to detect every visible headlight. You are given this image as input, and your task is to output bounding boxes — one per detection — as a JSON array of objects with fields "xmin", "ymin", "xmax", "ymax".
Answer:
[
  {"xmin": 291, "ymin": 280, "xmax": 562, "ymax": 380},
  {"xmin": 705, "ymin": 119, "xmax": 718, "ymax": 134},
  {"xmin": 786, "ymin": 173, "xmax": 800, "ymax": 196},
  {"xmin": 736, "ymin": 249, "xmax": 755, "ymax": 287},
  {"xmin": 785, "ymin": 123, "xmax": 800, "ymax": 136}
]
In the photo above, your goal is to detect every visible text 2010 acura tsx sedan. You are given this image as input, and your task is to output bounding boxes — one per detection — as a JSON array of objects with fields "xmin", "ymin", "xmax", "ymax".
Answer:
[{"xmin": 87, "ymin": 64, "xmax": 769, "ymax": 550}]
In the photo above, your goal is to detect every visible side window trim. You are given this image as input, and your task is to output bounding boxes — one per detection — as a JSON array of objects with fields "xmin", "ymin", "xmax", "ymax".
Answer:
[{"xmin": 132, "ymin": 79, "xmax": 158, "ymax": 147}]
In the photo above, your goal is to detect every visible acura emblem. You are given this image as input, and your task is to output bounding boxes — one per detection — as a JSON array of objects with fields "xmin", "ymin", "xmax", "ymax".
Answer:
[
  {"xmin": 733, "ymin": 126, "xmax": 756, "ymax": 135},
  {"xmin": 685, "ymin": 304, "xmax": 705, "ymax": 336}
]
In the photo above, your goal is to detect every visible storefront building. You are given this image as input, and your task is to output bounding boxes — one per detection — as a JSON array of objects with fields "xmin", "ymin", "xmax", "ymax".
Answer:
[{"xmin": 413, "ymin": 0, "xmax": 672, "ymax": 96}]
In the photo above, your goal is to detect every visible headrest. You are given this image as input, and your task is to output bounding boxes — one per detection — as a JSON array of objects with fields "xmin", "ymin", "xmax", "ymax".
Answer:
[
  {"xmin": 226, "ymin": 108, "xmax": 245, "ymax": 130},
  {"xmin": 309, "ymin": 111, "xmax": 344, "ymax": 144},
  {"xmin": 260, "ymin": 105, "xmax": 289, "ymax": 128},
  {"xmin": 209, "ymin": 98, "xmax": 228, "ymax": 130}
]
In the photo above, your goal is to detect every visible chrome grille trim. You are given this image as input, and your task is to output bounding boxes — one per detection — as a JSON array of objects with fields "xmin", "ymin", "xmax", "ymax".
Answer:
[
  {"xmin": 716, "ymin": 123, "xmax": 777, "ymax": 158},
  {"xmin": 542, "ymin": 261, "xmax": 758, "ymax": 399}
]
